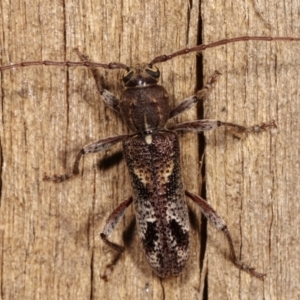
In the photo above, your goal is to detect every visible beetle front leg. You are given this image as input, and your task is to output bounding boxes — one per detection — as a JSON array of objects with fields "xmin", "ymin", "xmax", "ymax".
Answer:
[
  {"xmin": 169, "ymin": 70, "xmax": 221, "ymax": 119},
  {"xmin": 74, "ymin": 48, "xmax": 121, "ymax": 114},
  {"xmin": 44, "ymin": 134, "xmax": 129, "ymax": 182},
  {"xmin": 185, "ymin": 190, "xmax": 266, "ymax": 280},
  {"xmin": 100, "ymin": 196, "xmax": 133, "ymax": 280}
]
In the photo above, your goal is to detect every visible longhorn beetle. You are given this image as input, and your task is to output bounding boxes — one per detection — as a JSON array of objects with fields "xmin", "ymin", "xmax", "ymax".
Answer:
[{"xmin": 1, "ymin": 36, "xmax": 299, "ymax": 279}]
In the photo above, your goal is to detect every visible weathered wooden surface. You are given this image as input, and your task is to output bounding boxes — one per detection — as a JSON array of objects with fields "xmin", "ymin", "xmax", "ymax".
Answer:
[
  {"xmin": 202, "ymin": 0, "xmax": 300, "ymax": 299},
  {"xmin": 0, "ymin": 0, "xmax": 299, "ymax": 299},
  {"xmin": 0, "ymin": 1, "xmax": 202, "ymax": 299}
]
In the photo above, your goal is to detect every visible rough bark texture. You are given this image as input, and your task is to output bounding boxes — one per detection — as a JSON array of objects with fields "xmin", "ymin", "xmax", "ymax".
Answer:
[{"xmin": 0, "ymin": 0, "xmax": 299, "ymax": 299}]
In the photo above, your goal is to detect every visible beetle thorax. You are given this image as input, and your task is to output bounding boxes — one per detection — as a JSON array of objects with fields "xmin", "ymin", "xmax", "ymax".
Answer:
[{"xmin": 120, "ymin": 64, "xmax": 171, "ymax": 134}]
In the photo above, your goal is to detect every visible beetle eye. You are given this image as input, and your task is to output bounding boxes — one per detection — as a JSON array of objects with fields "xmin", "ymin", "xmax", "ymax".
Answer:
[
  {"xmin": 146, "ymin": 66, "xmax": 160, "ymax": 78},
  {"xmin": 123, "ymin": 70, "xmax": 134, "ymax": 83}
]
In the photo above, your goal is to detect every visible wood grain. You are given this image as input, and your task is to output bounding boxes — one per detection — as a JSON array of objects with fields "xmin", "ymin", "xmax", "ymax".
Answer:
[
  {"xmin": 0, "ymin": 0, "xmax": 299, "ymax": 299},
  {"xmin": 202, "ymin": 0, "xmax": 300, "ymax": 299},
  {"xmin": 0, "ymin": 1, "xmax": 201, "ymax": 299}
]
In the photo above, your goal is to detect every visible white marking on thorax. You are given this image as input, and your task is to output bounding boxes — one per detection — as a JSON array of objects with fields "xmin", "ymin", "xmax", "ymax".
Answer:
[
  {"xmin": 145, "ymin": 135, "xmax": 152, "ymax": 144},
  {"xmin": 145, "ymin": 217, "xmax": 157, "ymax": 223}
]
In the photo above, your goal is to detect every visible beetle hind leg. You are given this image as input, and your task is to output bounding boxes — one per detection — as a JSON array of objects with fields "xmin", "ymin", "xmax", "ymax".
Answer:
[
  {"xmin": 100, "ymin": 196, "xmax": 133, "ymax": 280},
  {"xmin": 185, "ymin": 190, "xmax": 266, "ymax": 280}
]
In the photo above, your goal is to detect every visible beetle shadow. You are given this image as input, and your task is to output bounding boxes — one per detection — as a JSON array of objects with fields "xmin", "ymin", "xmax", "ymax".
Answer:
[
  {"xmin": 188, "ymin": 205, "xmax": 207, "ymax": 270},
  {"xmin": 97, "ymin": 150, "xmax": 123, "ymax": 171},
  {"xmin": 122, "ymin": 217, "xmax": 136, "ymax": 248}
]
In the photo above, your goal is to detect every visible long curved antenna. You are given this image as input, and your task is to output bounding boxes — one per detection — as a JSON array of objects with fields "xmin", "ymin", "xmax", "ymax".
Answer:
[
  {"xmin": 150, "ymin": 36, "xmax": 300, "ymax": 65},
  {"xmin": 0, "ymin": 59, "xmax": 129, "ymax": 71}
]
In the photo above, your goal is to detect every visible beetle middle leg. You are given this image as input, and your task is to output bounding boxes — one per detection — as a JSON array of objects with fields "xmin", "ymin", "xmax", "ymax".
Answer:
[
  {"xmin": 168, "ymin": 118, "xmax": 277, "ymax": 133},
  {"xmin": 44, "ymin": 134, "xmax": 129, "ymax": 182}
]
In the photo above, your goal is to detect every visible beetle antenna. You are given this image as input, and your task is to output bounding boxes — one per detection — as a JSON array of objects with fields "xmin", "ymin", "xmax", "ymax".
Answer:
[
  {"xmin": 0, "ymin": 58, "xmax": 129, "ymax": 72},
  {"xmin": 149, "ymin": 36, "xmax": 300, "ymax": 65}
]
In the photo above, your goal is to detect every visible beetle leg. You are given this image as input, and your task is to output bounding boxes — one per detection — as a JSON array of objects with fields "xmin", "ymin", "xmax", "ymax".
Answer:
[
  {"xmin": 168, "ymin": 71, "xmax": 221, "ymax": 119},
  {"xmin": 101, "ymin": 196, "xmax": 133, "ymax": 245},
  {"xmin": 74, "ymin": 48, "xmax": 121, "ymax": 114},
  {"xmin": 185, "ymin": 190, "xmax": 266, "ymax": 280},
  {"xmin": 168, "ymin": 119, "xmax": 277, "ymax": 134},
  {"xmin": 100, "ymin": 196, "xmax": 133, "ymax": 281},
  {"xmin": 44, "ymin": 134, "xmax": 129, "ymax": 182}
]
